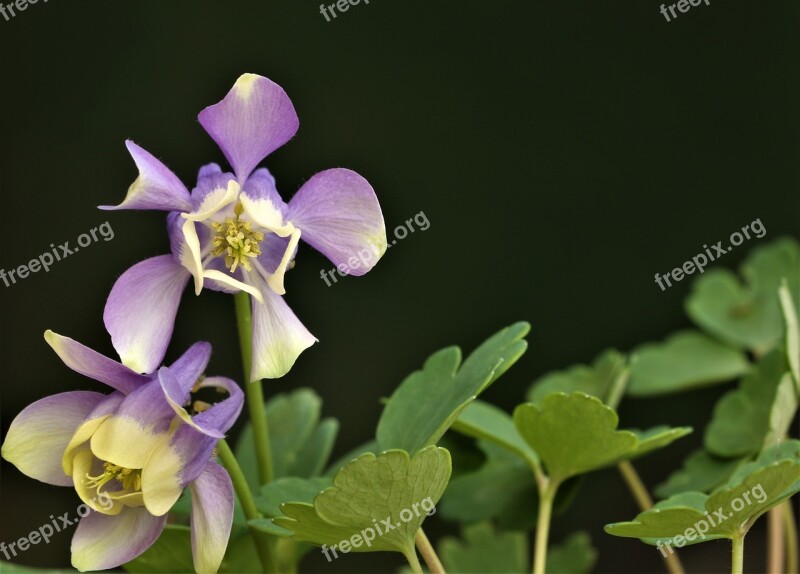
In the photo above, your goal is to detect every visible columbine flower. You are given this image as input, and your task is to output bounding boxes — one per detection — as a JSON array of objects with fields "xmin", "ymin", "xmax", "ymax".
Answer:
[
  {"xmin": 101, "ymin": 73, "xmax": 387, "ymax": 380},
  {"xmin": 0, "ymin": 332, "xmax": 243, "ymax": 573}
]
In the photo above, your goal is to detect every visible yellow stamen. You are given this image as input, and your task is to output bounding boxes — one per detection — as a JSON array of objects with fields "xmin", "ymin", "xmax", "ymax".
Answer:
[
  {"xmin": 85, "ymin": 462, "xmax": 142, "ymax": 493},
  {"xmin": 210, "ymin": 202, "xmax": 264, "ymax": 273}
]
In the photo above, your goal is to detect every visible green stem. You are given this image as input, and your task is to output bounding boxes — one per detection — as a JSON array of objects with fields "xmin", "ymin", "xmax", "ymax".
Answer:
[
  {"xmin": 783, "ymin": 502, "xmax": 798, "ymax": 574},
  {"xmin": 404, "ymin": 547, "xmax": 424, "ymax": 574},
  {"xmin": 731, "ymin": 534, "xmax": 745, "ymax": 574},
  {"xmin": 617, "ymin": 461, "xmax": 685, "ymax": 574},
  {"xmin": 416, "ymin": 528, "xmax": 445, "ymax": 574},
  {"xmin": 234, "ymin": 292, "xmax": 274, "ymax": 484},
  {"xmin": 216, "ymin": 439, "xmax": 276, "ymax": 573},
  {"xmin": 533, "ymin": 481, "xmax": 557, "ymax": 574}
]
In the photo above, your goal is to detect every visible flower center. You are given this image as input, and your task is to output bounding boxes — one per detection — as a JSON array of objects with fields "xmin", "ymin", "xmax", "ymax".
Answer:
[
  {"xmin": 85, "ymin": 462, "xmax": 142, "ymax": 493},
  {"xmin": 210, "ymin": 202, "xmax": 264, "ymax": 273}
]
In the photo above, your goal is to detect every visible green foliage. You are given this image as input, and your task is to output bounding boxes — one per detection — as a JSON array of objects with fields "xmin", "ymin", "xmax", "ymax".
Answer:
[
  {"xmin": 656, "ymin": 449, "xmax": 748, "ymax": 498},
  {"xmin": 686, "ymin": 237, "xmax": 800, "ymax": 355},
  {"xmin": 527, "ymin": 349, "xmax": 627, "ymax": 405},
  {"xmin": 255, "ymin": 477, "xmax": 332, "ymax": 517},
  {"xmin": 704, "ymin": 350, "xmax": 788, "ymax": 457},
  {"xmin": 376, "ymin": 322, "xmax": 530, "ymax": 455},
  {"xmin": 606, "ymin": 441, "xmax": 800, "ymax": 545},
  {"xmin": 513, "ymin": 393, "xmax": 690, "ymax": 483},
  {"xmin": 264, "ymin": 447, "xmax": 451, "ymax": 559},
  {"xmin": 546, "ymin": 531, "xmax": 598, "ymax": 574},
  {"xmin": 452, "ymin": 400, "xmax": 539, "ymax": 469},
  {"xmin": 439, "ymin": 441, "xmax": 538, "ymax": 529},
  {"xmin": 236, "ymin": 388, "xmax": 339, "ymax": 490},
  {"xmin": 628, "ymin": 331, "xmax": 750, "ymax": 396},
  {"xmin": 779, "ymin": 278, "xmax": 800, "ymax": 391},
  {"xmin": 123, "ymin": 525, "xmax": 194, "ymax": 573},
  {"xmin": 438, "ymin": 522, "xmax": 528, "ymax": 573}
]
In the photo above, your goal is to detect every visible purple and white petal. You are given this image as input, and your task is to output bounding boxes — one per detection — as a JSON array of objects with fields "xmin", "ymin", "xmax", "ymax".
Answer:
[
  {"xmin": 90, "ymin": 379, "xmax": 176, "ymax": 470},
  {"xmin": 198, "ymin": 74, "xmax": 299, "ymax": 182},
  {"xmin": 158, "ymin": 368, "xmax": 224, "ymax": 439},
  {"xmin": 263, "ymin": 228, "xmax": 301, "ymax": 296},
  {"xmin": 240, "ymin": 168, "xmax": 292, "ymax": 235},
  {"xmin": 288, "ymin": 169, "xmax": 386, "ymax": 276},
  {"xmin": 168, "ymin": 341, "xmax": 212, "ymax": 388},
  {"xmin": 71, "ymin": 507, "xmax": 167, "ymax": 572},
  {"xmin": 250, "ymin": 279, "xmax": 317, "ymax": 380},
  {"xmin": 100, "ymin": 141, "xmax": 192, "ymax": 212},
  {"xmin": 62, "ymin": 393, "xmax": 125, "ymax": 477},
  {"xmin": 183, "ymin": 179, "xmax": 239, "ymax": 222},
  {"xmin": 1, "ymin": 391, "xmax": 106, "ymax": 487},
  {"xmin": 140, "ymin": 426, "xmax": 216, "ymax": 516},
  {"xmin": 189, "ymin": 462, "xmax": 234, "ymax": 574},
  {"xmin": 44, "ymin": 331, "xmax": 149, "ymax": 394},
  {"xmin": 204, "ymin": 269, "xmax": 263, "ymax": 303},
  {"xmin": 104, "ymin": 256, "xmax": 191, "ymax": 375},
  {"xmin": 191, "ymin": 376, "xmax": 244, "ymax": 436},
  {"xmin": 257, "ymin": 233, "xmax": 295, "ymax": 275},
  {"xmin": 191, "ymin": 163, "xmax": 236, "ymax": 209}
]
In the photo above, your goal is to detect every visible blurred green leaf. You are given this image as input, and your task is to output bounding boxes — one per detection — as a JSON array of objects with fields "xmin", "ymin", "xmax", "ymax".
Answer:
[
  {"xmin": 255, "ymin": 477, "xmax": 332, "ymax": 517},
  {"xmin": 705, "ymin": 350, "xmax": 788, "ymax": 457},
  {"xmin": 546, "ymin": 531, "xmax": 597, "ymax": 574},
  {"xmin": 123, "ymin": 525, "xmax": 194, "ymax": 573},
  {"xmin": 779, "ymin": 278, "xmax": 800, "ymax": 391},
  {"xmin": 606, "ymin": 441, "xmax": 800, "ymax": 545},
  {"xmin": 0, "ymin": 563, "xmax": 73, "ymax": 573},
  {"xmin": 236, "ymin": 388, "xmax": 338, "ymax": 489},
  {"xmin": 514, "ymin": 393, "xmax": 689, "ymax": 483},
  {"xmin": 439, "ymin": 522, "xmax": 528, "ymax": 574},
  {"xmin": 655, "ymin": 449, "xmax": 747, "ymax": 498},
  {"xmin": 265, "ymin": 447, "xmax": 451, "ymax": 559},
  {"xmin": 324, "ymin": 440, "xmax": 379, "ymax": 476},
  {"xmin": 452, "ymin": 400, "xmax": 539, "ymax": 469},
  {"xmin": 440, "ymin": 442, "xmax": 537, "ymax": 528},
  {"xmin": 527, "ymin": 349, "xmax": 627, "ymax": 405},
  {"xmin": 686, "ymin": 237, "xmax": 800, "ymax": 355},
  {"xmin": 628, "ymin": 331, "xmax": 750, "ymax": 396},
  {"xmin": 763, "ymin": 373, "xmax": 798, "ymax": 448},
  {"xmin": 377, "ymin": 322, "xmax": 530, "ymax": 455}
]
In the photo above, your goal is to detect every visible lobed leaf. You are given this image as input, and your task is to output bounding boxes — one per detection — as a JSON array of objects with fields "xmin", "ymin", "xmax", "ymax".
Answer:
[
  {"xmin": 439, "ymin": 522, "xmax": 528, "ymax": 574},
  {"xmin": 627, "ymin": 331, "xmax": 749, "ymax": 396},
  {"xmin": 376, "ymin": 322, "xmax": 530, "ymax": 455}
]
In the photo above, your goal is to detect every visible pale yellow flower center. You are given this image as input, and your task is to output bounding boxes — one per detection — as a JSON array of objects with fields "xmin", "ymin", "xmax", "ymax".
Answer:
[
  {"xmin": 210, "ymin": 202, "xmax": 264, "ymax": 273},
  {"xmin": 85, "ymin": 461, "xmax": 142, "ymax": 493}
]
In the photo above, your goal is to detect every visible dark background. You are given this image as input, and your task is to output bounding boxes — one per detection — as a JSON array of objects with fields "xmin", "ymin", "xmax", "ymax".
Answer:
[{"xmin": 1, "ymin": 1, "xmax": 798, "ymax": 572}]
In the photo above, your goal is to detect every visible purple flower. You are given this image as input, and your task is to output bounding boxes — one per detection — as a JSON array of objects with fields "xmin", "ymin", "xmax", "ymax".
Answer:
[
  {"xmin": 1, "ymin": 332, "xmax": 243, "ymax": 572},
  {"xmin": 101, "ymin": 74, "xmax": 387, "ymax": 380}
]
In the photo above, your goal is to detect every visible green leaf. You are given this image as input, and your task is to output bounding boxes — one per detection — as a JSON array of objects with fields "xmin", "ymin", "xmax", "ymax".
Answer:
[
  {"xmin": 236, "ymin": 388, "xmax": 339, "ymax": 489},
  {"xmin": 514, "ymin": 393, "xmax": 690, "ymax": 483},
  {"xmin": 376, "ymin": 322, "xmax": 530, "ymax": 455},
  {"xmin": 266, "ymin": 447, "xmax": 451, "ymax": 559},
  {"xmin": 123, "ymin": 525, "xmax": 194, "ymax": 573},
  {"xmin": 438, "ymin": 522, "xmax": 528, "ymax": 574},
  {"xmin": 0, "ymin": 563, "xmax": 73, "ymax": 573},
  {"xmin": 546, "ymin": 531, "xmax": 597, "ymax": 574},
  {"xmin": 655, "ymin": 449, "xmax": 747, "ymax": 498},
  {"xmin": 527, "ymin": 349, "xmax": 627, "ymax": 405},
  {"xmin": 763, "ymin": 373, "xmax": 798, "ymax": 448},
  {"xmin": 324, "ymin": 440, "xmax": 379, "ymax": 476},
  {"xmin": 452, "ymin": 400, "xmax": 539, "ymax": 469},
  {"xmin": 606, "ymin": 441, "xmax": 800, "ymax": 545},
  {"xmin": 629, "ymin": 427, "xmax": 694, "ymax": 459},
  {"xmin": 255, "ymin": 477, "xmax": 332, "ymax": 517},
  {"xmin": 705, "ymin": 350, "xmax": 788, "ymax": 457},
  {"xmin": 686, "ymin": 237, "xmax": 800, "ymax": 355},
  {"xmin": 627, "ymin": 331, "xmax": 750, "ymax": 396},
  {"xmin": 779, "ymin": 278, "xmax": 800, "ymax": 391},
  {"xmin": 439, "ymin": 441, "xmax": 538, "ymax": 529}
]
